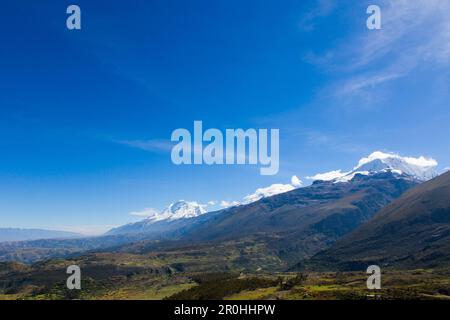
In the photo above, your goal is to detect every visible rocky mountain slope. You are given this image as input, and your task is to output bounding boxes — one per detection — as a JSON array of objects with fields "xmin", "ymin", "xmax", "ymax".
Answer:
[{"xmin": 308, "ymin": 171, "xmax": 450, "ymax": 270}]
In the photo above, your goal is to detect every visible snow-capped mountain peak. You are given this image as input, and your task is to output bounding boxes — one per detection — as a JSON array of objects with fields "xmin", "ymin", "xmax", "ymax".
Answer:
[
  {"xmin": 353, "ymin": 151, "xmax": 437, "ymax": 181},
  {"xmin": 106, "ymin": 200, "xmax": 208, "ymax": 235},
  {"xmin": 143, "ymin": 200, "xmax": 207, "ymax": 223},
  {"xmin": 308, "ymin": 151, "xmax": 438, "ymax": 183}
]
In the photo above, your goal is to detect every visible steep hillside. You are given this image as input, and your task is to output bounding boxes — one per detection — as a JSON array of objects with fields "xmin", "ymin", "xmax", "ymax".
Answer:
[{"xmin": 308, "ymin": 171, "xmax": 450, "ymax": 270}]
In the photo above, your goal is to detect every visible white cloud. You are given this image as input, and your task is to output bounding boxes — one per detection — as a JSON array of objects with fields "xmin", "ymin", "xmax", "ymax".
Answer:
[
  {"xmin": 220, "ymin": 200, "xmax": 241, "ymax": 208},
  {"xmin": 291, "ymin": 175, "xmax": 303, "ymax": 187},
  {"xmin": 306, "ymin": 0, "xmax": 450, "ymax": 98},
  {"xmin": 356, "ymin": 151, "xmax": 437, "ymax": 169},
  {"xmin": 243, "ymin": 183, "xmax": 296, "ymax": 203},
  {"xmin": 299, "ymin": 0, "xmax": 337, "ymax": 31},
  {"xmin": 129, "ymin": 208, "xmax": 160, "ymax": 218},
  {"xmin": 218, "ymin": 176, "xmax": 303, "ymax": 207},
  {"xmin": 350, "ymin": 0, "xmax": 450, "ymax": 69},
  {"xmin": 335, "ymin": 72, "xmax": 402, "ymax": 97},
  {"xmin": 116, "ymin": 139, "xmax": 173, "ymax": 153},
  {"xmin": 243, "ymin": 175, "xmax": 302, "ymax": 204},
  {"xmin": 302, "ymin": 130, "xmax": 368, "ymax": 154}
]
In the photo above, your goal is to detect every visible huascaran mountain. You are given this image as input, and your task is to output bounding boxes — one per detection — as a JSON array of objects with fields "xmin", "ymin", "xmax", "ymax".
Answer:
[
  {"xmin": 309, "ymin": 151, "xmax": 438, "ymax": 183},
  {"xmin": 106, "ymin": 200, "xmax": 208, "ymax": 236}
]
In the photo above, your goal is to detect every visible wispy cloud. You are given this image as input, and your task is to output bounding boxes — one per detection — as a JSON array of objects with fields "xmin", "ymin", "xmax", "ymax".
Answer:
[
  {"xmin": 306, "ymin": 0, "xmax": 450, "ymax": 99},
  {"xmin": 334, "ymin": 71, "xmax": 402, "ymax": 97},
  {"xmin": 242, "ymin": 175, "xmax": 302, "ymax": 204},
  {"xmin": 129, "ymin": 207, "xmax": 159, "ymax": 217},
  {"xmin": 299, "ymin": 0, "xmax": 337, "ymax": 31},
  {"xmin": 304, "ymin": 130, "xmax": 369, "ymax": 154},
  {"xmin": 349, "ymin": 0, "xmax": 450, "ymax": 70},
  {"xmin": 115, "ymin": 136, "xmax": 258, "ymax": 164},
  {"xmin": 115, "ymin": 139, "xmax": 173, "ymax": 153}
]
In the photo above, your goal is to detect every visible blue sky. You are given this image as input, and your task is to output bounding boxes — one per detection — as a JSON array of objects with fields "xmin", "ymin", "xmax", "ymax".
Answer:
[{"xmin": 1, "ymin": 0, "xmax": 449, "ymax": 234}]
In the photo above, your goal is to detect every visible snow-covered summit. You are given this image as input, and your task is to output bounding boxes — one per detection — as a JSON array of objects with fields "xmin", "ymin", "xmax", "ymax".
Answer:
[
  {"xmin": 106, "ymin": 200, "xmax": 208, "ymax": 235},
  {"xmin": 308, "ymin": 151, "xmax": 438, "ymax": 183},
  {"xmin": 144, "ymin": 200, "xmax": 207, "ymax": 222},
  {"xmin": 353, "ymin": 151, "xmax": 437, "ymax": 181}
]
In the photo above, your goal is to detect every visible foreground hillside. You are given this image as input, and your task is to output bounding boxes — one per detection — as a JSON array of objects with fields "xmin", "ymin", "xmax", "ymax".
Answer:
[
  {"xmin": 1, "ymin": 255, "xmax": 450, "ymax": 300},
  {"xmin": 309, "ymin": 171, "xmax": 450, "ymax": 270}
]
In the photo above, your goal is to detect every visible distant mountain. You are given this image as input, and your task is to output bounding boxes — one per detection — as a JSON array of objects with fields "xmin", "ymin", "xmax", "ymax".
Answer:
[
  {"xmin": 107, "ymin": 200, "xmax": 208, "ymax": 235},
  {"xmin": 0, "ymin": 228, "xmax": 81, "ymax": 243},
  {"xmin": 309, "ymin": 151, "xmax": 438, "ymax": 183},
  {"xmin": 0, "ymin": 233, "xmax": 157, "ymax": 264},
  {"xmin": 308, "ymin": 171, "xmax": 450, "ymax": 270},
  {"xmin": 146, "ymin": 200, "xmax": 207, "ymax": 222},
  {"xmin": 0, "ymin": 201, "xmax": 213, "ymax": 263}
]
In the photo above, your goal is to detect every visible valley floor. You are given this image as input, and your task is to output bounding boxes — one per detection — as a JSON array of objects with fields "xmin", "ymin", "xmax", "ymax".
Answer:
[{"xmin": 1, "ymin": 266, "xmax": 450, "ymax": 300}]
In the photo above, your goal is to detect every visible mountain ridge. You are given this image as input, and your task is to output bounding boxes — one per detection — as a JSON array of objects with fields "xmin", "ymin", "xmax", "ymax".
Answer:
[{"xmin": 307, "ymin": 171, "xmax": 450, "ymax": 270}]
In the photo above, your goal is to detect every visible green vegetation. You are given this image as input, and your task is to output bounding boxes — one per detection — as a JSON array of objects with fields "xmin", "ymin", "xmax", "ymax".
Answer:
[
  {"xmin": 1, "ymin": 242, "xmax": 450, "ymax": 300},
  {"xmin": 165, "ymin": 273, "xmax": 278, "ymax": 300}
]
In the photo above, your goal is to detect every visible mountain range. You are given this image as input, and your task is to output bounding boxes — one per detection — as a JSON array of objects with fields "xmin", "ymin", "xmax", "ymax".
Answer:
[
  {"xmin": 0, "ymin": 151, "xmax": 436, "ymax": 266},
  {"xmin": 1, "ymin": 151, "xmax": 447, "ymax": 271},
  {"xmin": 105, "ymin": 151, "xmax": 435, "ymax": 245}
]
